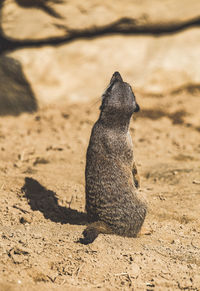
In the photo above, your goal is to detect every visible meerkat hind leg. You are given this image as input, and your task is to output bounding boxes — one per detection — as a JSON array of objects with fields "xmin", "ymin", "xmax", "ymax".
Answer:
[{"xmin": 80, "ymin": 221, "xmax": 112, "ymax": 245}]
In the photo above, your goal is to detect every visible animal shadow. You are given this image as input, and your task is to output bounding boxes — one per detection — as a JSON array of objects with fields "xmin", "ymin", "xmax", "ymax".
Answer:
[{"xmin": 21, "ymin": 177, "xmax": 87, "ymax": 225}]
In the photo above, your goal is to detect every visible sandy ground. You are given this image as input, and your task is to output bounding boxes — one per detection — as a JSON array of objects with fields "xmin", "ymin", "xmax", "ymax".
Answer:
[{"xmin": 0, "ymin": 89, "xmax": 200, "ymax": 290}]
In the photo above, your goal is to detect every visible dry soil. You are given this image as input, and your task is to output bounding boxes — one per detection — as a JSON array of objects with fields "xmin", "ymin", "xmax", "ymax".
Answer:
[{"xmin": 0, "ymin": 90, "xmax": 200, "ymax": 290}]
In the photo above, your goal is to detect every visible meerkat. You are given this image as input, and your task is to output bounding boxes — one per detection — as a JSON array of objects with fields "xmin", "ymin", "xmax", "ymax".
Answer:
[{"xmin": 80, "ymin": 72, "xmax": 147, "ymax": 244}]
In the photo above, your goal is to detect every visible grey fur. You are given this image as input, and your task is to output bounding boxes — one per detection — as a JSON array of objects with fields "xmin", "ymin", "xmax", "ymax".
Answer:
[{"xmin": 85, "ymin": 72, "xmax": 147, "ymax": 237}]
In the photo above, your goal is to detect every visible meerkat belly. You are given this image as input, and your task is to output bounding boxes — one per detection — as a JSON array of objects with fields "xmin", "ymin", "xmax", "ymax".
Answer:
[{"xmin": 86, "ymin": 153, "xmax": 146, "ymax": 236}]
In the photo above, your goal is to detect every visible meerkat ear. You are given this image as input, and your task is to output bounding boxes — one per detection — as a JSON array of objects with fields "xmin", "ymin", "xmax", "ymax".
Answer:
[
  {"xmin": 110, "ymin": 71, "xmax": 123, "ymax": 84},
  {"xmin": 134, "ymin": 103, "xmax": 140, "ymax": 112}
]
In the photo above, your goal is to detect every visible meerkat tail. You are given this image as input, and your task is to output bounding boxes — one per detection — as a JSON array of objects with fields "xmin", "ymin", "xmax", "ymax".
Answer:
[{"xmin": 80, "ymin": 221, "xmax": 112, "ymax": 245}]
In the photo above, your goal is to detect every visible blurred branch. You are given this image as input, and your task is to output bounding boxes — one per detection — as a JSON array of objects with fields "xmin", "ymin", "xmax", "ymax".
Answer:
[{"xmin": 0, "ymin": 16, "xmax": 200, "ymax": 54}]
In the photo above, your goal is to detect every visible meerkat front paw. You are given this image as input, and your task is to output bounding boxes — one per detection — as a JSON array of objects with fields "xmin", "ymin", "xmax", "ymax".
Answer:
[{"xmin": 132, "ymin": 162, "xmax": 140, "ymax": 188}]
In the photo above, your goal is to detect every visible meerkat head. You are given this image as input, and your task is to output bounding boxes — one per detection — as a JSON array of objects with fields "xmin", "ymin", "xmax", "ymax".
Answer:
[{"xmin": 100, "ymin": 72, "xmax": 140, "ymax": 115}]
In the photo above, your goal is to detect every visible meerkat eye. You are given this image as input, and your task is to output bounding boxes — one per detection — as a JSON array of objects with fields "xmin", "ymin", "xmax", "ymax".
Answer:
[
  {"xmin": 107, "ymin": 83, "xmax": 114, "ymax": 92},
  {"xmin": 102, "ymin": 82, "xmax": 115, "ymax": 99}
]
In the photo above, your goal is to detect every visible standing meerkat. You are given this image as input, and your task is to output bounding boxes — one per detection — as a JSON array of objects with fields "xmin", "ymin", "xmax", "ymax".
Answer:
[{"xmin": 80, "ymin": 72, "xmax": 147, "ymax": 244}]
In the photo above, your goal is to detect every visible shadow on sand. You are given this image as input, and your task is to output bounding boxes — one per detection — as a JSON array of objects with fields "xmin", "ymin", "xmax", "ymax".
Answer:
[{"xmin": 21, "ymin": 177, "xmax": 87, "ymax": 225}]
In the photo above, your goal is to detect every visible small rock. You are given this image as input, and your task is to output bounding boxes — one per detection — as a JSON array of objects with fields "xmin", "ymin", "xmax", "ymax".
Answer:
[
  {"xmin": 33, "ymin": 157, "xmax": 49, "ymax": 166},
  {"xmin": 193, "ymin": 180, "xmax": 200, "ymax": 184},
  {"xmin": 129, "ymin": 262, "xmax": 140, "ymax": 278},
  {"xmin": 19, "ymin": 216, "xmax": 32, "ymax": 225},
  {"xmin": 8, "ymin": 246, "xmax": 30, "ymax": 264}
]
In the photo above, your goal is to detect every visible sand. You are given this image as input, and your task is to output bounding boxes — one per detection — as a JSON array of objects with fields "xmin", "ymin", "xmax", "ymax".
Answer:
[{"xmin": 0, "ymin": 90, "xmax": 200, "ymax": 290}]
